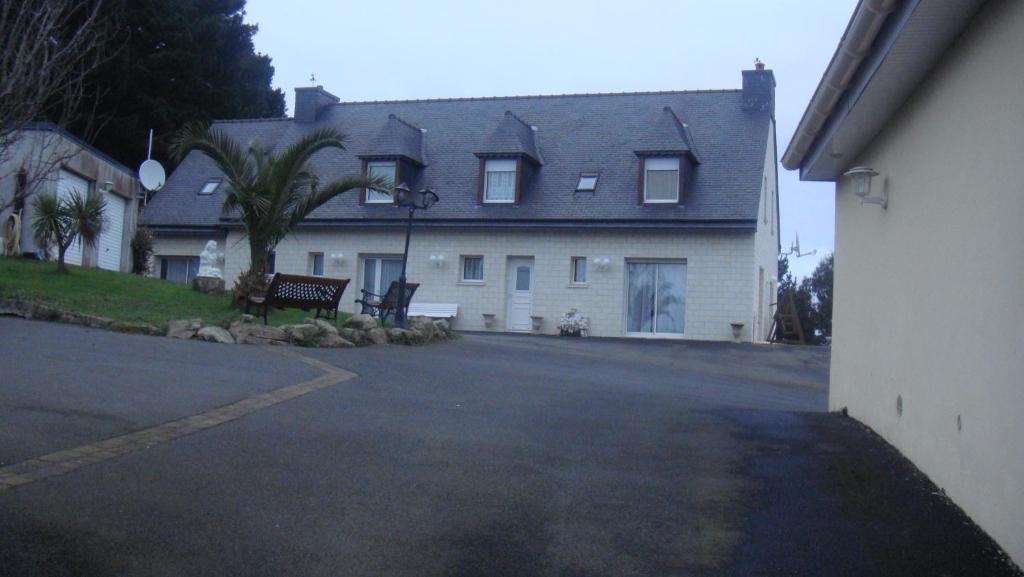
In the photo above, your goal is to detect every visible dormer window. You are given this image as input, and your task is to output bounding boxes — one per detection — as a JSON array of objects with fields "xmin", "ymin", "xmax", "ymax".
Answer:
[
  {"xmin": 643, "ymin": 156, "xmax": 680, "ymax": 203},
  {"xmin": 576, "ymin": 173, "xmax": 599, "ymax": 192},
  {"xmin": 365, "ymin": 160, "xmax": 396, "ymax": 203},
  {"xmin": 483, "ymin": 158, "xmax": 517, "ymax": 203},
  {"xmin": 199, "ymin": 179, "xmax": 221, "ymax": 195}
]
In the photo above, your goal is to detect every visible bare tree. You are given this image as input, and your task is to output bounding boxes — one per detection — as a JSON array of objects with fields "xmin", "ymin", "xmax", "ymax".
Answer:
[{"xmin": 0, "ymin": 0, "xmax": 110, "ymax": 212}]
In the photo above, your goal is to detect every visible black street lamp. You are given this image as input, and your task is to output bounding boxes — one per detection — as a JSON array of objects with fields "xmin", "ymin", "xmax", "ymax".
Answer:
[{"xmin": 393, "ymin": 183, "xmax": 438, "ymax": 329}]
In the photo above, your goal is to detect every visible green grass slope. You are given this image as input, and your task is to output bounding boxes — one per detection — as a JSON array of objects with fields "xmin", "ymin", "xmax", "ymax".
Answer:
[{"xmin": 0, "ymin": 257, "xmax": 332, "ymax": 329}]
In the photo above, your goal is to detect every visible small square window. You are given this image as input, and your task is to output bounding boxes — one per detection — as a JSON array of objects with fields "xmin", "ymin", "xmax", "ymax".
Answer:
[
  {"xmin": 483, "ymin": 159, "xmax": 516, "ymax": 203},
  {"xmin": 576, "ymin": 174, "xmax": 598, "ymax": 192},
  {"xmin": 309, "ymin": 252, "xmax": 324, "ymax": 276},
  {"xmin": 199, "ymin": 179, "xmax": 221, "ymax": 195},
  {"xmin": 571, "ymin": 257, "xmax": 587, "ymax": 284},
  {"xmin": 461, "ymin": 255, "xmax": 484, "ymax": 281},
  {"xmin": 366, "ymin": 160, "xmax": 396, "ymax": 203}
]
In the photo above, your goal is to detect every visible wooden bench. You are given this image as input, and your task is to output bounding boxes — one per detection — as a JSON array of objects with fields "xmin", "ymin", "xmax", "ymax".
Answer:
[
  {"xmin": 406, "ymin": 303, "xmax": 458, "ymax": 320},
  {"xmin": 355, "ymin": 280, "xmax": 419, "ymax": 324},
  {"xmin": 245, "ymin": 273, "xmax": 350, "ymax": 325}
]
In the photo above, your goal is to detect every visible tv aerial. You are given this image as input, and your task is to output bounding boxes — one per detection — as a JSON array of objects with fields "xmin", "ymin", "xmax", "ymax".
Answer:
[
  {"xmin": 783, "ymin": 233, "xmax": 817, "ymax": 258},
  {"xmin": 137, "ymin": 128, "xmax": 165, "ymax": 205}
]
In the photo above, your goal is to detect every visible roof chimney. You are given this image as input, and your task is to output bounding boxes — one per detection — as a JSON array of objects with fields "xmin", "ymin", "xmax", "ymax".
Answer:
[
  {"xmin": 742, "ymin": 61, "xmax": 775, "ymax": 116},
  {"xmin": 294, "ymin": 85, "xmax": 339, "ymax": 123}
]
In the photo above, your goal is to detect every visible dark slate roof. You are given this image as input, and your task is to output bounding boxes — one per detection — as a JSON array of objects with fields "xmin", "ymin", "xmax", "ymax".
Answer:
[
  {"xmin": 142, "ymin": 89, "xmax": 770, "ymax": 229},
  {"xmin": 479, "ymin": 111, "xmax": 543, "ymax": 164},
  {"xmin": 361, "ymin": 114, "xmax": 424, "ymax": 164}
]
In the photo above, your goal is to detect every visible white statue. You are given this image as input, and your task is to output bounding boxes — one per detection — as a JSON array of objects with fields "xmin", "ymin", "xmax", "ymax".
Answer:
[{"xmin": 197, "ymin": 240, "xmax": 223, "ymax": 279}]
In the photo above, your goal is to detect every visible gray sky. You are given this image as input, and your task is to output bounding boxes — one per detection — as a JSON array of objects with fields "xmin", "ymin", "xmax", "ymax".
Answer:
[{"xmin": 244, "ymin": 0, "xmax": 856, "ymax": 280}]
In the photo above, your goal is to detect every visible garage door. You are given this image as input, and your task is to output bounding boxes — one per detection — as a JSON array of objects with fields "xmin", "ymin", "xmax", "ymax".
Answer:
[
  {"xmin": 56, "ymin": 169, "xmax": 88, "ymax": 266},
  {"xmin": 98, "ymin": 191, "xmax": 126, "ymax": 271}
]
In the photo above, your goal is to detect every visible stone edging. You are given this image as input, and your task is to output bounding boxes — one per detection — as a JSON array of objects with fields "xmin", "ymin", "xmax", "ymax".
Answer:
[{"xmin": 0, "ymin": 298, "xmax": 163, "ymax": 336}]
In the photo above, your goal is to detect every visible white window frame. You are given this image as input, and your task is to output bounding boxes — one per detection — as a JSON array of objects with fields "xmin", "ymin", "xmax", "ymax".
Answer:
[
  {"xmin": 483, "ymin": 158, "xmax": 517, "ymax": 203},
  {"xmin": 361, "ymin": 255, "xmax": 403, "ymax": 295},
  {"xmin": 460, "ymin": 255, "xmax": 484, "ymax": 282},
  {"xmin": 366, "ymin": 160, "xmax": 396, "ymax": 203},
  {"xmin": 643, "ymin": 156, "xmax": 680, "ymax": 203},
  {"xmin": 199, "ymin": 179, "xmax": 221, "ymax": 195},
  {"xmin": 575, "ymin": 173, "xmax": 598, "ymax": 192},
  {"xmin": 309, "ymin": 252, "xmax": 324, "ymax": 276},
  {"xmin": 570, "ymin": 256, "xmax": 587, "ymax": 285},
  {"xmin": 159, "ymin": 256, "xmax": 200, "ymax": 284}
]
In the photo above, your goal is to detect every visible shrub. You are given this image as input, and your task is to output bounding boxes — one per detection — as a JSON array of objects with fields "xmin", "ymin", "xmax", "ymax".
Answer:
[{"xmin": 130, "ymin": 226, "xmax": 155, "ymax": 275}]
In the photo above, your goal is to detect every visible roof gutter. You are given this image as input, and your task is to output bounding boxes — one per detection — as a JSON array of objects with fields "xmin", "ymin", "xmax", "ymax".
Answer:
[{"xmin": 781, "ymin": 0, "xmax": 900, "ymax": 170}]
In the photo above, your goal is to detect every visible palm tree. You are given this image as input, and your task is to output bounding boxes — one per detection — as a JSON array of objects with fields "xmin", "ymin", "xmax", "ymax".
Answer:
[
  {"xmin": 31, "ymin": 191, "xmax": 106, "ymax": 272},
  {"xmin": 172, "ymin": 123, "xmax": 384, "ymax": 294}
]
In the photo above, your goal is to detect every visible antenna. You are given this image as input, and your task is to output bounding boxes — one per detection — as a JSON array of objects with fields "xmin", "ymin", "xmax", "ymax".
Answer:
[
  {"xmin": 783, "ymin": 233, "xmax": 817, "ymax": 258},
  {"xmin": 310, "ymin": 73, "xmax": 316, "ymax": 84},
  {"xmin": 137, "ymin": 128, "xmax": 166, "ymax": 203}
]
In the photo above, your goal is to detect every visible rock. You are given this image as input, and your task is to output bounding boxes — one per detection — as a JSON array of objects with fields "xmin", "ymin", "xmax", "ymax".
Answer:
[
  {"xmin": 433, "ymin": 319, "xmax": 452, "ymax": 339},
  {"xmin": 239, "ymin": 314, "xmax": 255, "ymax": 324},
  {"xmin": 343, "ymin": 313, "xmax": 378, "ymax": 331},
  {"xmin": 319, "ymin": 334, "xmax": 355, "ymax": 348},
  {"xmin": 406, "ymin": 328, "xmax": 427, "ymax": 345},
  {"xmin": 339, "ymin": 327, "xmax": 368, "ymax": 346},
  {"xmin": 192, "ymin": 275, "xmax": 225, "ymax": 294},
  {"xmin": 366, "ymin": 327, "xmax": 388, "ymax": 345},
  {"xmin": 167, "ymin": 318, "xmax": 203, "ymax": 339},
  {"xmin": 305, "ymin": 318, "xmax": 340, "ymax": 336},
  {"xmin": 229, "ymin": 322, "xmax": 288, "ymax": 345},
  {"xmin": 281, "ymin": 323, "xmax": 322, "ymax": 346},
  {"xmin": 408, "ymin": 316, "xmax": 437, "ymax": 341},
  {"xmin": 387, "ymin": 328, "xmax": 413, "ymax": 345},
  {"xmin": 196, "ymin": 326, "xmax": 234, "ymax": 344}
]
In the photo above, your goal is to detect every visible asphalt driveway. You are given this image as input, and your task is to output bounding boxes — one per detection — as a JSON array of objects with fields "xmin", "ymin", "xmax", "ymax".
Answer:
[{"xmin": 0, "ymin": 317, "xmax": 1018, "ymax": 576}]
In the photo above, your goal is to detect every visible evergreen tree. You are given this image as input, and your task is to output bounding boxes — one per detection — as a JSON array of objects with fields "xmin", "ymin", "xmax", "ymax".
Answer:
[{"xmin": 69, "ymin": 0, "xmax": 285, "ymax": 170}]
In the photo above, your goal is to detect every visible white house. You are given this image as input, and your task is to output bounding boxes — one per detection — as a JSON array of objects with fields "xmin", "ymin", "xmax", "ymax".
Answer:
[
  {"xmin": 142, "ymin": 66, "xmax": 780, "ymax": 341},
  {"xmin": 0, "ymin": 122, "xmax": 139, "ymax": 272},
  {"xmin": 783, "ymin": 0, "xmax": 1023, "ymax": 565}
]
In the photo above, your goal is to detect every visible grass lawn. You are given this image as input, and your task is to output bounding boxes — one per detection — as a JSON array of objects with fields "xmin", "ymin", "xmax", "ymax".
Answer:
[{"xmin": 0, "ymin": 257, "xmax": 347, "ymax": 329}]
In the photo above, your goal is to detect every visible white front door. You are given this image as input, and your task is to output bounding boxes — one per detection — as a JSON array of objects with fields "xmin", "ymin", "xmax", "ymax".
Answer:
[
  {"xmin": 98, "ymin": 191, "xmax": 126, "ymax": 271},
  {"xmin": 506, "ymin": 257, "xmax": 534, "ymax": 331}
]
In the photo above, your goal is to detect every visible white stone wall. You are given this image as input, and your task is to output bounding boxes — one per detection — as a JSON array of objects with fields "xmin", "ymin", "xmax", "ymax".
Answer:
[
  {"xmin": 752, "ymin": 119, "xmax": 780, "ymax": 341},
  {"xmin": 155, "ymin": 227, "xmax": 758, "ymax": 341},
  {"xmin": 830, "ymin": 0, "xmax": 1024, "ymax": 564}
]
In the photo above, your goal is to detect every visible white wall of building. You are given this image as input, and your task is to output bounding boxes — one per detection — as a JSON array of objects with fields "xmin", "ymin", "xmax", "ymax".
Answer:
[
  {"xmin": 154, "ymin": 227, "xmax": 759, "ymax": 341},
  {"xmin": 752, "ymin": 119, "xmax": 780, "ymax": 341},
  {"xmin": 831, "ymin": 0, "xmax": 1024, "ymax": 563}
]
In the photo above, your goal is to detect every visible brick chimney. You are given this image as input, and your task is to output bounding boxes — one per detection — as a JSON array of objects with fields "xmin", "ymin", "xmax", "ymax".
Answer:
[
  {"xmin": 294, "ymin": 86, "xmax": 339, "ymax": 123},
  {"xmin": 742, "ymin": 60, "xmax": 775, "ymax": 116}
]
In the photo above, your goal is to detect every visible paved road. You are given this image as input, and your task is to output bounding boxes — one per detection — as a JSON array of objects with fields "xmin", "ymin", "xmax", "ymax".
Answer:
[{"xmin": 0, "ymin": 317, "xmax": 1018, "ymax": 576}]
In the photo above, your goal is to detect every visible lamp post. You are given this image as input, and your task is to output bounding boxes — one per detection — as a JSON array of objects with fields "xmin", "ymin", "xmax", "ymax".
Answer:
[{"xmin": 393, "ymin": 183, "xmax": 439, "ymax": 329}]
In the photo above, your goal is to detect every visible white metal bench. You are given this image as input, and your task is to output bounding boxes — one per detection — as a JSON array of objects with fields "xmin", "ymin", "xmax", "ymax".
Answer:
[{"xmin": 407, "ymin": 303, "xmax": 458, "ymax": 319}]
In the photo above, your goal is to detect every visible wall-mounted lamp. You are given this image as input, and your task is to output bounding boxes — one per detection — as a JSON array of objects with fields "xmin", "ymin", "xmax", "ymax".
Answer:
[
  {"xmin": 429, "ymin": 253, "xmax": 446, "ymax": 268},
  {"xmin": 329, "ymin": 253, "xmax": 345, "ymax": 265},
  {"xmin": 844, "ymin": 166, "xmax": 885, "ymax": 209},
  {"xmin": 594, "ymin": 257, "xmax": 612, "ymax": 271}
]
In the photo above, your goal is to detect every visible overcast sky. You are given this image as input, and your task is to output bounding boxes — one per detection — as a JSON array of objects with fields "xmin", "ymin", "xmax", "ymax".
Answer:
[{"xmin": 244, "ymin": 0, "xmax": 856, "ymax": 280}]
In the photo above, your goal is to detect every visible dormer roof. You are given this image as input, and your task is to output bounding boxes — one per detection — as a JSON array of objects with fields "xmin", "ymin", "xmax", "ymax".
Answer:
[
  {"xmin": 477, "ymin": 111, "xmax": 543, "ymax": 164},
  {"xmin": 361, "ymin": 114, "xmax": 425, "ymax": 164},
  {"xmin": 634, "ymin": 106, "xmax": 703, "ymax": 163}
]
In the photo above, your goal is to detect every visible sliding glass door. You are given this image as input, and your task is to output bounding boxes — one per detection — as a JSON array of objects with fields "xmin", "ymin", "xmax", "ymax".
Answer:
[{"xmin": 626, "ymin": 261, "xmax": 686, "ymax": 335}]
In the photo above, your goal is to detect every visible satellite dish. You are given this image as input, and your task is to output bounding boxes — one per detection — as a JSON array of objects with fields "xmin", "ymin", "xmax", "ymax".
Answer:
[{"xmin": 139, "ymin": 159, "xmax": 165, "ymax": 191}]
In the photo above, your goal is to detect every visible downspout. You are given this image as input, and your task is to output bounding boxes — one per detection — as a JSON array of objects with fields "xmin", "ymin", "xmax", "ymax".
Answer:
[{"xmin": 781, "ymin": 0, "xmax": 900, "ymax": 169}]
